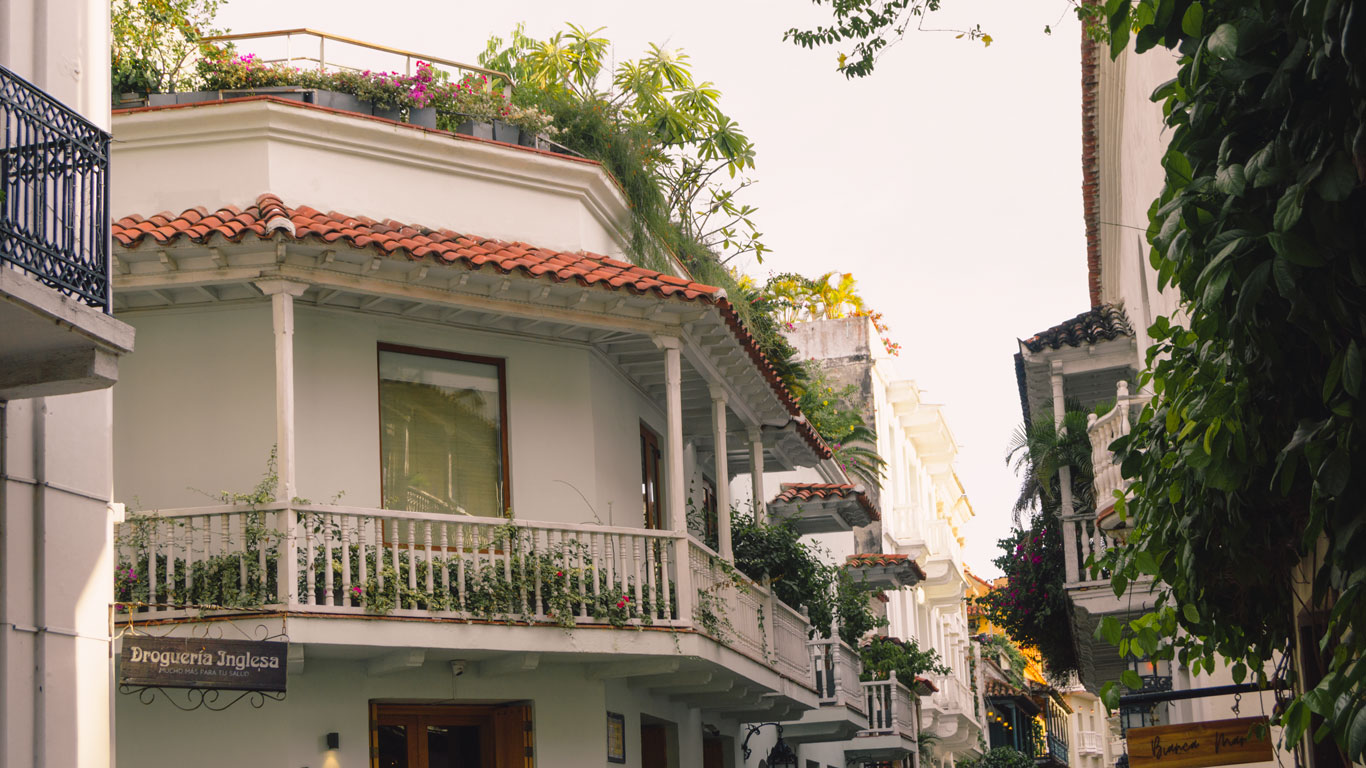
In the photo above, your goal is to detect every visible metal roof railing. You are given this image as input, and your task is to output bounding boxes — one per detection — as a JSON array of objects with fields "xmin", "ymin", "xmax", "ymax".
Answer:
[{"xmin": 199, "ymin": 28, "xmax": 514, "ymax": 92}]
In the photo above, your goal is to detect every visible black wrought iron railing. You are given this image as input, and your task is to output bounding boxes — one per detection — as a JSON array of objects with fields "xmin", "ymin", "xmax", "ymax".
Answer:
[{"xmin": 0, "ymin": 64, "xmax": 111, "ymax": 312}]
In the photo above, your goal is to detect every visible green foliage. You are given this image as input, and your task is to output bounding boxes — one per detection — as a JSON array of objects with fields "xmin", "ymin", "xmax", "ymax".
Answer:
[
  {"xmin": 794, "ymin": 360, "xmax": 887, "ymax": 486},
  {"xmin": 730, "ymin": 508, "xmax": 886, "ymax": 645},
  {"xmin": 958, "ymin": 747, "xmax": 1036, "ymax": 768},
  {"xmin": 1091, "ymin": 0, "xmax": 1366, "ymax": 760},
  {"xmin": 783, "ymin": 0, "xmax": 990, "ymax": 78},
  {"xmin": 859, "ymin": 634, "xmax": 951, "ymax": 683},
  {"xmin": 979, "ymin": 633, "xmax": 1031, "ymax": 689},
  {"xmin": 975, "ymin": 411, "xmax": 1092, "ymax": 679},
  {"xmin": 111, "ymin": 0, "xmax": 226, "ymax": 94},
  {"xmin": 479, "ymin": 24, "xmax": 765, "ymax": 267}
]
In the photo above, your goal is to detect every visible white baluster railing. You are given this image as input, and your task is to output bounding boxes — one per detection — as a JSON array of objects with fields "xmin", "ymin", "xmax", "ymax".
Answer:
[
  {"xmin": 861, "ymin": 673, "xmax": 917, "ymax": 739},
  {"xmin": 809, "ymin": 637, "xmax": 866, "ymax": 713},
  {"xmin": 1086, "ymin": 381, "xmax": 1153, "ymax": 533}
]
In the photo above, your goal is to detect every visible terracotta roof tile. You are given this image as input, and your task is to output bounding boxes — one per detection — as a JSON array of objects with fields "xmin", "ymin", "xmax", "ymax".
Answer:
[
  {"xmin": 111, "ymin": 194, "xmax": 831, "ymax": 459},
  {"xmin": 845, "ymin": 553, "xmax": 928, "ymax": 582},
  {"xmin": 771, "ymin": 483, "xmax": 878, "ymax": 521},
  {"xmin": 1020, "ymin": 304, "xmax": 1133, "ymax": 353}
]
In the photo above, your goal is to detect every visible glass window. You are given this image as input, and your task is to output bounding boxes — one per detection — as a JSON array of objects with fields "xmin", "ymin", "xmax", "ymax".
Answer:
[{"xmin": 379, "ymin": 345, "xmax": 508, "ymax": 517}]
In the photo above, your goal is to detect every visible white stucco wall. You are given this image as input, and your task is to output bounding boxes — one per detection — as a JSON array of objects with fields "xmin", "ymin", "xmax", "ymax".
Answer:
[
  {"xmin": 115, "ymin": 657, "xmax": 731, "ymax": 768},
  {"xmin": 1, "ymin": 392, "xmax": 116, "ymax": 768},
  {"xmin": 112, "ymin": 303, "xmax": 676, "ymax": 526},
  {"xmin": 0, "ymin": 0, "xmax": 110, "ymax": 129},
  {"xmin": 111, "ymin": 103, "xmax": 634, "ymax": 258},
  {"xmin": 113, "ymin": 304, "xmax": 276, "ymax": 510},
  {"xmin": 1096, "ymin": 47, "xmax": 1183, "ymax": 353}
]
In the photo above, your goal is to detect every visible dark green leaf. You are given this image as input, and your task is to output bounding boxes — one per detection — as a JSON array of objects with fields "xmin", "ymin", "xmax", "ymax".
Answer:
[
  {"xmin": 1274, "ymin": 185, "xmax": 1304, "ymax": 231},
  {"xmin": 1348, "ymin": 705, "xmax": 1366, "ymax": 762},
  {"xmin": 1317, "ymin": 451, "xmax": 1349, "ymax": 496},
  {"xmin": 1215, "ymin": 164, "xmax": 1247, "ymax": 196},
  {"xmin": 1316, "ymin": 152, "xmax": 1357, "ymax": 202},
  {"xmin": 1345, "ymin": 341, "xmax": 1362, "ymax": 397},
  {"xmin": 1122, "ymin": 669, "xmax": 1143, "ymax": 690},
  {"xmin": 1182, "ymin": 2, "xmax": 1204, "ymax": 35},
  {"xmin": 1182, "ymin": 603, "xmax": 1200, "ymax": 623},
  {"xmin": 1269, "ymin": 232, "xmax": 1325, "ymax": 266},
  {"xmin": 1208, "ymin": 23, "xmax": 1239, "ymax": 58},
  {"xmin": 1112, "ymin": 572, "xmax": 1130, "ymax": 598}
]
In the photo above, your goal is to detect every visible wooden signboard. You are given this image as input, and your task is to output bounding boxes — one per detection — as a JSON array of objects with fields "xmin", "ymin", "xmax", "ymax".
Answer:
[
  {"xmin": 1127, "ymin": 717, "xmax": 1272, "ymax": 768},
  {"xmin": 119, "ymin": 636, "xmax": 287, "ymax": 692}
]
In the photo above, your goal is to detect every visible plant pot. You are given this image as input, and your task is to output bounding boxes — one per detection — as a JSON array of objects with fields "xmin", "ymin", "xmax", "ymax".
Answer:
[
  {"xmin": 371, "ymin": 104, "xmax": 404, "ymax": 122},
  {"xmin": 147, "ymin": 93, "xmax": 180, "ymax": 106},
  {"xmin": 219, "ymin": 86, "xmax": 310, "ymax": 103},
  {"xmin": 455, "ymin": 120, "xmax": 495, "ymax": 140},
  {"xmin": 311, "ymin": 90, "xmax": 366, "ymax": 114},
  {"xmin": 517, "ymin": 130, "xmax": 538, "ymax": 148},
  {"xmin": 408, "ymin": 106, "xmax": 436, "ymax": 129},
  {"xmin": 492, "ymin": 120, "xmax": 520, "ymax": 144},
  {"xmin": 114, "ymin": 92, "xmax": 148, "ymax": 109}
]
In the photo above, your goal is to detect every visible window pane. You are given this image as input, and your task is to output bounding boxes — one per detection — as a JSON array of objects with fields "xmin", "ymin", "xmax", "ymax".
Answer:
[
  {"xmin": 377, "ymin": 724, "xmax": 408, "ymax": 768},
  {"xmin": 380, "ymin": 350, "xmax": 504, "ymax": 517},
  {"xmin": 427, "ymin": 724, "xmax": 482, "ymax": 768}
]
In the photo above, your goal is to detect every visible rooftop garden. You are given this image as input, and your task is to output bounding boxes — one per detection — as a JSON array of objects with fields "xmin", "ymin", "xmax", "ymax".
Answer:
[{"xmin": 110, "ymin": 3, "xmax": 895, "ymax": 483}]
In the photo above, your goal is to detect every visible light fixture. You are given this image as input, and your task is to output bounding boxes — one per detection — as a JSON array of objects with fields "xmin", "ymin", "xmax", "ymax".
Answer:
[
  {"xmin": 325, "ymin": 732, "xmax": 340, "ymax": 750},
  {"xmin": 742, "ymin": 723, "xmax": 798, "ymax": 768}
]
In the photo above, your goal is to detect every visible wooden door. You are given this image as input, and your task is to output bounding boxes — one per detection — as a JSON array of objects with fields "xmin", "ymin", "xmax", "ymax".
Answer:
[
  {"xmin": 640, "ymin": 723, "xmax": 668, "ymax": 768},
  {"xmin": 640, "ymin": 424, "xmax": 663, "ymax": 529},
  {"xmin": 702, "ymin": 738, "xmax": 724, "ymax": 768}
]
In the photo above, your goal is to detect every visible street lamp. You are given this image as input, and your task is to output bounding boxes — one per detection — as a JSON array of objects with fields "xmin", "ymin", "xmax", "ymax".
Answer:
[{"xmin": 741, "ymin": 722, "xmax": 799, "ymax": 768}]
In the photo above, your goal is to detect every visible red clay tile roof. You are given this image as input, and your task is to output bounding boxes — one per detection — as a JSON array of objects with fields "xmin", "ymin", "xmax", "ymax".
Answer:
[
  {"xmin": 111, "ymin": 194, "xmax": 831, "ymax": 459},
  {"xmin": 770, "ymin": 483, "xmax": 878, "ymax": 521},
  {"xmin": 1020, "ymin": 304, "xmax": 1133, "ymax": 353},
  {"xmin": 846, "ymin": 553, "xmax": 928, "ymax": 582}
]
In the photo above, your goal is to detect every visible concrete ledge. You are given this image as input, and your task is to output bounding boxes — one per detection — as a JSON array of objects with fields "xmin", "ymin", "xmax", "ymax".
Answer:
[{"xmin": 0, "ymin": 268, "xmax": 134, "ymax": 400}]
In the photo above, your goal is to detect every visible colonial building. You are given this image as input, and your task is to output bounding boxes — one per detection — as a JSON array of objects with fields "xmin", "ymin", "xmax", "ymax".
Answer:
[
  {"xmin": 1, "ymin": 1, "xmax": 135, "ymax": 765},
  {"xmin": 101, "ymin": 35, "xmax": 857, "ymax": 768},
  {"xmin": 737, "ymin": 316, "xmax": 985, "ymax": 768},
  {"xmin": 1009, "ymin": 27, "xmax": 1288, "ymax": 768}
]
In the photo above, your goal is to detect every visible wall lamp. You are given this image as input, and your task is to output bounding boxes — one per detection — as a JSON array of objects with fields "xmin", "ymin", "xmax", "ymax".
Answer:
[{"xmin": 740, "ymin": 722, "xmax": 798, "ymax": 768}]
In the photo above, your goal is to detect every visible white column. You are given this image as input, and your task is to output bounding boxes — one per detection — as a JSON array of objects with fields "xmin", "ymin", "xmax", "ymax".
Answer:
[
  {"xmin": 256, "ymin": 278, "xmax": 308, "ymax": 605},
  {"xmin": 710, "ymin": 387, "xmax": 732, "ymax": 560},
  {"xmin": 655, "ymin": 336, "xmax": 692, "ymax": 619},
  {"xmin": 748, "ymin": 426, "xmax": 766, "ymax": 520},
  {"xmin": 1052, "ymin": 359, "xmax": 1080, "ymax": 586}
]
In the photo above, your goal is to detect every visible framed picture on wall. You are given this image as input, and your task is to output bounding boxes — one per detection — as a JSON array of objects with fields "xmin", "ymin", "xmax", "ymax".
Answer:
[{"xmin": 606, "ymin": 711, "xmax": 626, "ymax": 763}]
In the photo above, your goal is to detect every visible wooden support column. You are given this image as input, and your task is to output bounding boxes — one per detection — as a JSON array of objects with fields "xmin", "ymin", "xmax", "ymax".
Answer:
[
  {"xmin": 1051, "ymin": 359, "xmax": 1081, "ymax": 585},
  {"xmin": 256, "ymin": 278, "xmax": 308, "ymax": 605},
  {"xmin": 710, "ymin": 387, "xmax": 732, "ymax": 560},
  {"xmin": 655, "ymin": 336, "xmax": 692, "ymax": 620},
  {"xmin": 749, "ymin": 426, "xmax": 766, "ymax": 520}
]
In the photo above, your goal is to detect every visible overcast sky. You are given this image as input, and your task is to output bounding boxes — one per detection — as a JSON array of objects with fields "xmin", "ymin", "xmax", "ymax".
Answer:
[{"xmin": 216, "ymin": 0, "xmax": 1091, "ymax": 577}]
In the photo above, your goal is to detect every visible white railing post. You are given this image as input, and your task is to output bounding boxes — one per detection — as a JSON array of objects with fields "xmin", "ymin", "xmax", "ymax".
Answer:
[
  {"xmin": 711, "ymin": 387, "xmax": 732, "ymax": 560},
  {"xmin": 748, "ymin": 426, "xmax": 766, "ymax": 520}
]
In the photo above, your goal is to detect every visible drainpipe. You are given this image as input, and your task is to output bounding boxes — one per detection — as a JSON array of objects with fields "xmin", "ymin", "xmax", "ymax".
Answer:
[
  {"xmin": 33, "ymin": 398, "xmax": 47, "ymax": 768},
  {"xmin": 748, "ymin": 427, "xmax": 766, "ymax": 520}
]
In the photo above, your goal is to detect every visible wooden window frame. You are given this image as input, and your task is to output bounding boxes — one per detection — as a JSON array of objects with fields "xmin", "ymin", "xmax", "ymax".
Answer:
[
  {"xmin": 370, "ymin": 701, "xmax": 532, "ymax": 768},
  {"xmin": 377, "ymin": 342, "xmax": 512, "ymax": 517},
  {"xmin": 640, "ymin": 422, "xmax": 663, "ymax": 530}
]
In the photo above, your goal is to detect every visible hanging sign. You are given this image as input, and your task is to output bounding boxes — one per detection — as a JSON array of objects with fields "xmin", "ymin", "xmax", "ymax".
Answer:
[
  {"xmin": 119, "ymin": 636, "xmax": 287, "ymax": 692},
  {"xmin": 1127, "ymin": 717, "xmax": 1272, "ymax": 768}
]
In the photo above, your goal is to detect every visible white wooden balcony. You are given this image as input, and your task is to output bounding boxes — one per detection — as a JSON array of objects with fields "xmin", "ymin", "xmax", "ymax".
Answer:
[
  {"xmin": 846, "ymin": 673, "xmax": 920, "ymax": 763},
  {"xmin": 113, "ymin": 503, "xmax": 814, "ymax": 706},
  {"xmin": 781, "ymin": 637, "xmax": 869, "ymax": 745},
  {"xmin": 1078, "ymin": 730, "xmax": 1103, "ymax": 756},
  {"xmin": 1086, "ymin": 380, "xmax": 1152, "ymax": 537}
]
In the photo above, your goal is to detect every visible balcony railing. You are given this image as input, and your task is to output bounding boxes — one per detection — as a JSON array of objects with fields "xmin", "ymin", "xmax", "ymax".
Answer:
[
  {"xmin": 1078, "ymin": 730, "xmax": 1103, "ymax": 756},
  {"xmin": 810, "ymin": 636, "xmax": 865, "ymax": 713},
  {"xmin": 862, "ymin": 673, "xmax": 918, "ymax": 738},
  {"xmin": 1086, "ymin": 381, "xmax": 1152, "ymax": 534},
  {"xmin": 1, "ymin": 64, "xmax": 111, "ymax": 311},
  {"xmin": 113, "ymin": 503, "xmax": 812, "ymax": 682},
  {"xmin": 928, "ymin": 672, "xmax": 977, "ymax": 719}
]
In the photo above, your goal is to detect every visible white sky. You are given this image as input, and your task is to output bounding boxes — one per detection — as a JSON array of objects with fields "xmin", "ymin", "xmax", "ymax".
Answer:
[{"xmin": 216, "ymin": 0, "xmax": 1091, "ymax": 577}]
